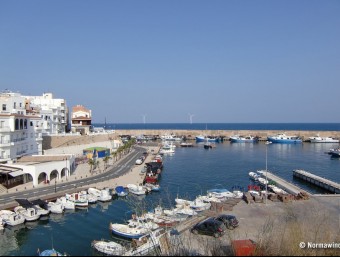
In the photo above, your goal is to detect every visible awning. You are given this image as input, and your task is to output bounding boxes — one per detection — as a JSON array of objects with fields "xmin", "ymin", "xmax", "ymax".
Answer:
[{"xmin": 9, "ymin": 170, "xmax": 25, "ymax": 177}]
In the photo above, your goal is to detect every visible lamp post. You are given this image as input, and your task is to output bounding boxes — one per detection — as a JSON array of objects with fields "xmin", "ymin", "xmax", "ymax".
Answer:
[{"xmin": 265, "ymin": 141, "xmax": 272, "ymax": 205}]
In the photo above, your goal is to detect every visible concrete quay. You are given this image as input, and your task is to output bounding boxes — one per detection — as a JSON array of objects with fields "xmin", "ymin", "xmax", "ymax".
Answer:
[{"xmin": 261, "ymin": 171, "xmax": 307, "ymax": 195}]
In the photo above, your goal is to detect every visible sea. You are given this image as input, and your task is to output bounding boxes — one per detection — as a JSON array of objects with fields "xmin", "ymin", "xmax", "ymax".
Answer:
[{"xmin": 1, "ymin": 123, "xmax": 340, "ymax": 256}]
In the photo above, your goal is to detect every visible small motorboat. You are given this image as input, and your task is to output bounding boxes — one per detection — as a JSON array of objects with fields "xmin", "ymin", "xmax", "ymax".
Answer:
[
  {"xmin": 14, "ymin": 206, "xmax": 40, "ymax": 222},
  {"xmin": 56, "ymin": 197, "xmax": 75, "ymax": 210},
  {"xmin": 144, "ymin": 183, "xmax": 160, "ymax": 192},
  {"xmin": 47, "ymin": 202, "xmax": 65, "ymax": 214},
  {"xmin": 91, "ymin": 240, "xmax": 126, "ymax": 255}
]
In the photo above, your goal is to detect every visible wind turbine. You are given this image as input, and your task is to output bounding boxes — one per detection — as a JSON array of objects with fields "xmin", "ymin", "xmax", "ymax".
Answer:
[
  {"xmin": 142, "ymin": 114, "xmax": 147, "ymax": 124},
  {"xmin": 188, "ymin": 113, "xmax": 195, "ymax": 124}
]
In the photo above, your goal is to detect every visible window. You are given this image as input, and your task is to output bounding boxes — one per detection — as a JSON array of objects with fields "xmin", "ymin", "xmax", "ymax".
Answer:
[
  {"xmin": 19, "ymin": 103, "xmax": 22, "ymax": 107},
  {"xmin": 2, "ymin": 104, "xmax": 6, "ymax": 111},
  {"xmin": 14, "ymin": 102, "xmax": 16, "ymax": 109}
]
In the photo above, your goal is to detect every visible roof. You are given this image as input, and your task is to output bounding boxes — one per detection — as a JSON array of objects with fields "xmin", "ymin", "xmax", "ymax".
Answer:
[
  {"xmin": 15, "ymin": 198, "xmax": 34, "ymax": 209},
  {"xmin": 84, "ymin": 147, "xmax": 109, "ymax": 151},
  {"xmin": 17, "ymin": 155, "xmax": 70, "ymax": 163}
]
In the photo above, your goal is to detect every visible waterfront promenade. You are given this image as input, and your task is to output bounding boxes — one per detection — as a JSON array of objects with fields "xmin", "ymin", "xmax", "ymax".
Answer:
[{"xmin": 0, "ymin": 145, "xmax": 159, "ymax": 210}]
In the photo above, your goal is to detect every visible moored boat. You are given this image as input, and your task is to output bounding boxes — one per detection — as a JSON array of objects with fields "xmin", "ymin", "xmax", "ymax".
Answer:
[
  {"xmin": 0, "ymin": 210, "xmax": 26, "ymax": 226},
  {"xmin": 230, "ymin": 135, "xmax": 258, "ymax": 143},
  {"xmin": 91, "ymin": 240, "xmax": 126, "ymax": 256},
  {"xmin": 309, "ymin": 136, "xmax": 339, "ymax": 143},
  {"xmin": 115, "ymin": 186, "xmax": 128, "ymax": 197},
  {"xmin": 126, "ymin": 184, "xmax": 147, "ymax": 195},
  {"xmin": 267, "ymin": 133, "xmax": 302, "ymax": 144}
]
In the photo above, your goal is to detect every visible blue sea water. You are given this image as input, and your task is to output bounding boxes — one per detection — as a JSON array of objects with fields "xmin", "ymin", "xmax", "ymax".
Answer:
[
  {"xmin": 1, "ymin": 140, "xmax": 340, "ymax": 256},
  {"xmin": 94, "ymin": 123, "xmax": 340, "ymax": 131}
]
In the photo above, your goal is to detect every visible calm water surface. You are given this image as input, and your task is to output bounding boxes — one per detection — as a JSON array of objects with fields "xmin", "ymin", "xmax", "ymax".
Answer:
[{"xmin": 1, "ymin": 142, "xmax": 339, "ymax": 256}]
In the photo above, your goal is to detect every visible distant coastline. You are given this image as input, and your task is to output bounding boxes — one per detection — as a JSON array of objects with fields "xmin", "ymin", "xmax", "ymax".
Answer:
[{"xmin": 92, "ymin": 123, "xmax": 340, "ymax": 131}]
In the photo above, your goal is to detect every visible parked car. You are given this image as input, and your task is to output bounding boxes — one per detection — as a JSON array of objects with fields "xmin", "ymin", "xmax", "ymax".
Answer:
[
  {"xmin": 215, "ymin": 214, "xmax": 239, "ymax": 230},
  {"xmin": 191, "ymin": 217, "xmax": 227, "ymax": 238}
]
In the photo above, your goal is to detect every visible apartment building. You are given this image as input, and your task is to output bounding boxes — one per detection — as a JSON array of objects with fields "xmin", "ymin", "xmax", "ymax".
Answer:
[
  {"xmin": 25, "ymin": 92, "xmax": 69, "ymax": 135},
  {"xmin": 0, "ymin": 91, "xmax": 43, "ymax": 163}
]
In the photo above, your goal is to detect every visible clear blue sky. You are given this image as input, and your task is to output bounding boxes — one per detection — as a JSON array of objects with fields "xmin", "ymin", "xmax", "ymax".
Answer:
[{"xmin": 1, "ymin": 1, "xmax": 339, "ymax": 123}]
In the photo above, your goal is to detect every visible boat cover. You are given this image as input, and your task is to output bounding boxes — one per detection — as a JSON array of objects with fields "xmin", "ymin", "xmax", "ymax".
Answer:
[
  {"xmin": 31, "ymin": 199, "xmax": 49, "ymax": 210},
  {"xmin": 115, "ymin": 186, "xmax": 127, "ymax": 193},
  {"xmin": 15, "ymin": 199, "xmax": 35, "ymax": 209}
]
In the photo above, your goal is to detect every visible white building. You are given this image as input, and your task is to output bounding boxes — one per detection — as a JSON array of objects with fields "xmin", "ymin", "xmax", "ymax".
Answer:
[
  {"xmin": 0, "ymin": 91, "xmax": 43, "ymax": 163},
  {"xmin": 71, "ymin": 105, "xmax": 92, "ymax": 135},
  {"xmin": 25, "ymin": 93, "xmax": 69, "ymax": 135}
]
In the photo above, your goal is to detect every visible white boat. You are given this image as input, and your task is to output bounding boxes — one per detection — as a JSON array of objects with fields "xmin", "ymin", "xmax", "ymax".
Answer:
[
  {"xmin": 47, "ymin": 202, "xmax": 65, "ymax": 214},
  {"xmin": 268, "ymin": 185, "xmax": 287, "ymax": 194},
  {"xmin": 126, "ymin": 184, "xmax": 147, "ymax": 195},
  {"xmin": 230, "ymin": 135, "xmax": 258, "ymax": 143},
  {"xmin": 34, "ymin": 205, "xmax": 50, "ymax": 217},
  {"xmin": 98, "ymin": 188, "xmax": 112, "ymax": 202},
  {"xmin": 92, "ymin": 240, "xmax": 126, "ymax": 255},
  {"xmin": 0, "ymin": 210, "xmax": 25, "ymax": 226},
  {"xmin": 144, "ymin": 183, "xmax": 160, "ymax": 192},
  {"xmin": 189, "ymin": 198, "xmax": 211, "ymax": 212},
  {"xmin": 257, "ymin": 177, "xmax": 269, "ymax": 185},
  {"xmin": 66, "ymin": 193, "xmax": 89, "ymax": 208},
  {"xmin": 309, "ymin": 135, "xmax": 339, "ymax": 143},
  {"xmin": 196, "ymin": 194, "xmax": 222, "ymax": 203},
  {"xmin": 174, "ymin": 197, "xmax": 192, "ymax": 206},
  {"xmin": 56, "ymin": 197, "xmax": 76, "ymax": 210},
  {"xmin": 232, "ymin": 190, "xmax": 244, "ymax": 199},
  {"xmin": 249, "ymin": 172, "xmax": 260, "ymax": 181},
  {"xmin": 160, "ymin": 134, "xmax": 182, "ymax": 141},
  {"xmin": 206, "ymin": 188, "xmax": 235, "ymax": 199},
  {"xmin": 109, "ymin": 220, "xmax": 158, "ymax": 239},
  {"xmin": 14, "ymin": 206, "xmax": 40, "ymax": 222}
]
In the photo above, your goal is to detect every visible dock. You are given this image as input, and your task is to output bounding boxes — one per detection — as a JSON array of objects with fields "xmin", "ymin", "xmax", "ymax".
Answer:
[
  {"xmin": 261, "ymin": 171, "xmax": 307, "ymax": 196},
  {"xmin": 293, "ymin": 169, "xmax": 340, "ymax": 194}
]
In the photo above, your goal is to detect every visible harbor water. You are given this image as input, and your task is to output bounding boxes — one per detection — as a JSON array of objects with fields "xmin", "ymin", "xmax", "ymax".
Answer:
[{"xmin": 1, "ymin": 141, "xmax": 340, "ymax": 256}]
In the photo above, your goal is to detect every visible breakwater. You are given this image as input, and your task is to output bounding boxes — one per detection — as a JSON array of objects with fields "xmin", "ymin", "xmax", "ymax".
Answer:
[{"xmin": 115, "ymin": 130, "xmax": 340, "ymax": 140}]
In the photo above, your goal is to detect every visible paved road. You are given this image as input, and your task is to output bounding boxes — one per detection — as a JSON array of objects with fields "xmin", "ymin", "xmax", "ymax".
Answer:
[{"xmin": 0, "ymin": 146, "xmax": 147, "ymax": 207}]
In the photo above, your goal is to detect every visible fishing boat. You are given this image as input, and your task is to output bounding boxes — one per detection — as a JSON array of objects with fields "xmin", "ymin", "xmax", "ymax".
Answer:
[
  {"xmin": 160, "ymin": 134, "xmax": 182, "ymax": 141},
  {"xmin": 0, "ymin": 210, "xmax": 26, "ymax": 226},
  {"xmin": 65, "ymin": 193, "xmax": 89, "ymax": 208},
  {"xmin": 91, "ymin": 240, "xmax": 126, "ymax": 255},
  {"xmin": 14, "ymin": 206, "xmax": 40, "ymax": 222},
  {"xmin": 309, "ymin": 135, "xmax": 339, "ymax": 143},
  {"xmin": 30, "ymin": 199, "xmax": 51, "ymax": 217},
  {"xmin": 230, "ymin": 135, "xmax": 259, "ymax": 143},
  {"xmin": 126, "ymin": 184, "xmax": 147, "ymax": 195},
  {"xmin": 115, "ymin": 186, "xmax": 129, "ymax": 197},
  {"xmin": 56, "ymin": 197, "xmax": 75, "ymax": 210},
  {"xmin": 47, "ymin": 202, "xmax": 65, "ymax": 214},
  {"xmin": 196, "ymin": 136, "xmax": 221, "ymax": 143},
  {"xmin": 267, "ymin": 133, "xmax": 302, "ymax": 143}
]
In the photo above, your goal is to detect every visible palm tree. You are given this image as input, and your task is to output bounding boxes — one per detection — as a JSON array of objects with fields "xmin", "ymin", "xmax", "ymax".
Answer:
[
  {"xmin": 88, "ymin": 158, "xmax": 95, "ymax": 175},
  {"xmin": 103, "ymin": 155, "xmax": 111, "ymax": 170}
]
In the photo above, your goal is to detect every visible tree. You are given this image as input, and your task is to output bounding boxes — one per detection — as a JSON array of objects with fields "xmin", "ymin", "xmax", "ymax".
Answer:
[
  {"xmin": 103, "ymin": 156, "xmax": 111, "ymax": 170},
  {"xmin": 87, "ymin": 158, "xmax": 95, "ymax": 175}
]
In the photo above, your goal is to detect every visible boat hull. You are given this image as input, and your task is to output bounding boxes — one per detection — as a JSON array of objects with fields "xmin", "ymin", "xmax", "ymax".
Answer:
[{"xmin": 267, "ymin": 138, "xmax": 302, "ymax": 144}]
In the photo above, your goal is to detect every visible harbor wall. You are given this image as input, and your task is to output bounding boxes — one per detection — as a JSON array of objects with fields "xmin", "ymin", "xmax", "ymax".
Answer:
[
  {"xmin": 114, "ymin": 130, "xmax": 340, "ymax": 139},
  {"xmin": 42, "ymin": 130, "xmax": 340, "ymax": 150}
]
